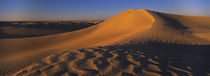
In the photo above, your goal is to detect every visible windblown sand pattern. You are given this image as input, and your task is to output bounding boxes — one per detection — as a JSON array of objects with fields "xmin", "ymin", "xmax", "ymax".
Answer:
[{"xmin": 0, "ymin": 9, "xmax": 210, "ymax": 76}]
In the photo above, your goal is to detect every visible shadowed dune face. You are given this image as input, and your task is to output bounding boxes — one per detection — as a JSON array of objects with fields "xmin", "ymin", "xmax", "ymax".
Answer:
[
  {"xmin": 0, "ymin": 9, "xmax": 210, "ymax": 75},
  {"xmin": 156, "ymin": 13, "xmax": 210, "ymax": 41}
]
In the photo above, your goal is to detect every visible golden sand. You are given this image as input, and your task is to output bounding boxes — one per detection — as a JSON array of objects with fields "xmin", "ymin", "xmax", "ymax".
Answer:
[{"xmin": 0, "ymin": 9, "xmax": 210, "ymax": 76}]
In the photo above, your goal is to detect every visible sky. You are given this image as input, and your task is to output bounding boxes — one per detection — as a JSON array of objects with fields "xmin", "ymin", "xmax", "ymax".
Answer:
[{"xmin": 0, "ymin": 0, "xmax": 210, "ymax": 21}]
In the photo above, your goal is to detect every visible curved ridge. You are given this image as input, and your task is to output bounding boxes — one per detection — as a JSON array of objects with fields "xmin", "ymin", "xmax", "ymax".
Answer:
[
  {"xmin": 0, "ymin": 9, "xmax": 156, "ymax": 55},
  {"xmin": 0, "ymin": 9, "xmax": 155, "ymax": 62},
  {"xmin": 118, "ymin": 9, "xmax": 209, "ymax": 44}
]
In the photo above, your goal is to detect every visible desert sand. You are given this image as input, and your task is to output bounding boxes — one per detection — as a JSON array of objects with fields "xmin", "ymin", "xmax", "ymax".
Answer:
[
  {"xmin": 0, "ymin": 9, "xmax": 210, "ymax": 76},
  {"xmin": 0, "ymin": 21, "xmax": 100, "ymax": 39}
]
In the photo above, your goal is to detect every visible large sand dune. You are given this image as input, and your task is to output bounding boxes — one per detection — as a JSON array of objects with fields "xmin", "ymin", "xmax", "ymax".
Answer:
[{"xmin": 0, "ymin": 9, "xmax": 210, "ymax": 76}]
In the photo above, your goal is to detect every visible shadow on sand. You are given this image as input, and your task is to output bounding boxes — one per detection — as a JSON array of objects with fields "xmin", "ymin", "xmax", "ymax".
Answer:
[
  {"xmin": 89, "ymin": 42, "xmax": 210, "ymax": 76},
  {"xmin": 13, "ymin": 41, "xmax": 210, "ymax": 76}
]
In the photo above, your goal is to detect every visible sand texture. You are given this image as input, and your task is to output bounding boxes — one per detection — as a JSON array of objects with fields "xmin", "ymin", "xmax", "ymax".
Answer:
[{"xmin": 0, "ymin": 9, "xmax": 210, "ymax": 76}]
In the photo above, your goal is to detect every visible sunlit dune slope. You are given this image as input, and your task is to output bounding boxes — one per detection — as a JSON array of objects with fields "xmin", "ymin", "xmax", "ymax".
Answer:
[
  {"xmin": 1, "ymin": 9, "xmax": 209, "ymax": 56},
  {"xmin": 1, "ymin": 9, "xmax": 210, "ymax": 75},
  {"xmin": 0, "ymin": 9, "xmax": 155, "ymax": 57}
]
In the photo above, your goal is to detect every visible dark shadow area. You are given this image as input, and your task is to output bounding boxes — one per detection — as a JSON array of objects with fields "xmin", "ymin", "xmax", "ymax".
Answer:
[
  {"xmin": 0, "ymin": 21, "xmax": 101, "ymax": 39},
  {"xmin": 86, "ymin": 42, "xmax": 210, "ymax": 76},
  {"xmin": 12, "ymin": 41, "xmax": 210, "ymax": 76},
  {"xmin": 154, "ymin": 12, "xmax": 189, "ymax": 30},
  {"xmin": 148, "ymin": 10, "xmax": 191, "ymax": 35}
]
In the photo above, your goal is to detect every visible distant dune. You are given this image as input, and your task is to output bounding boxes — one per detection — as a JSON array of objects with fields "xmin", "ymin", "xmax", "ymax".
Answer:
[
  {"xmin": 0, "ymin": 9, "xmax": 210, "ymax": 76},
  {"xmin": 0, "ymin": 21, "xmax": 101, "ymax": 39}
]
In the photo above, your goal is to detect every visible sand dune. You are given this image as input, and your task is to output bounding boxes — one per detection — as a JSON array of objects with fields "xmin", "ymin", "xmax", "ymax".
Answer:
[
  {"xmin": 1, "ymin": 9, "xmax": 210, "ymax": 76},
  {"xmin": 0, "ymin": 21, "xmax": 99, "ymax": 39}
]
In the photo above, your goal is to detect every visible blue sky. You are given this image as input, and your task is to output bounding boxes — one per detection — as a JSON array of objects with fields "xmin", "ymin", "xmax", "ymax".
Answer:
[{"xmin": 0, "ymin": 0, "xmax": 210, "ymax": 21}]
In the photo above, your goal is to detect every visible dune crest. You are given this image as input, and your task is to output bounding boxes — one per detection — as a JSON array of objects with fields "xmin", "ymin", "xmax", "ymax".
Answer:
[
  {"xmin": 0, "ymin": 9, "xmax": 210, "ymax": 75},
  {"xmin": 0, "ymin": 9, "xmax": 156, "ymax": 57}
]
